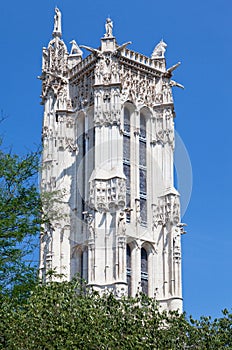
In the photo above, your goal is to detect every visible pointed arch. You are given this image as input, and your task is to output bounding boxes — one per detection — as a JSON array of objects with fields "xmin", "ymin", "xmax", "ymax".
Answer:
[
  {"xmin": 141, "ymin": 246, "xmax": 148, "ymax": 295},
  {"xmin": 140, "ymin": 242, "xmax": 154, "ymax": 296},
  {"xmin": 71, "ymin": 244, "xmax": 88, "ymax": 281}
]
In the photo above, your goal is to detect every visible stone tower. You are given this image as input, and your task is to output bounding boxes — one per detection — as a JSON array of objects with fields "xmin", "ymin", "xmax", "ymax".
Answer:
[{"xmin": 39, "ymin": 8, "xmax": 185, "ymax": 311}]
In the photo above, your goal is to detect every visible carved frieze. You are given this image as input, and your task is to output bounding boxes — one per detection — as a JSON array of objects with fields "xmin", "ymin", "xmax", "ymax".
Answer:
[
  {"xmin": 119, "ymin": 62, "xmax": 174, "ymax": 108},
  {"xmin": 120, "ymin": 67, "xmax": 156, "ymax": 106},
  {"xmin": 89, "ymin": 177, "xmax": 126, "ymax": 212}
]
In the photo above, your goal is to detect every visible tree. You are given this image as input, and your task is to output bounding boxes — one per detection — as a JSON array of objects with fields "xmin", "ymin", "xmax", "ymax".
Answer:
[
  {"xmin": 1, "ymin": 277, "xmax": 232, "ymax": 349},
  {"xmin": 0, "ymin": 145, "xmax": 42, "ymax": 294}
]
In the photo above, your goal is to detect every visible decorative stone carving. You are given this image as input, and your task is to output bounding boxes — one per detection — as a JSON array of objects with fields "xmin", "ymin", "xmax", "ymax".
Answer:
[
  {"xmin": 161, "ymin": 80, "xmax": 173, "ymax": 104},
  {"xmin": 70, "ymin": 72, "xmax": 94, "ymax": 110},
  {"xmin": 65, "ymin": 137, "xmax": 78, "ymax": 153},
  {"xmin": 66, "ymin": 116, "xmax": 75, "ymax": 128},
  {"xmin": 120, "ymin": 63, "xmax": 174, "ymax": 107},
  {"xmin": 89, "ymin": 178, "xmax": 126, "ymax": 212},
  {"xmin": 115, "ymin": 286, "xmax": 127, "ymax": 298},
  {"xmin": 94, "ymin": 87, "xmax": 121, "ymax": 126},
  {"xmin": 42, "ymin": 126, "xmax": 50, "ymax": 140},
  {"xmin": 94, "ymin": 55, "xmax": 120, "ymax": 86},
  {"xmin": 40, "ymin": 9, "xmax": 69, "ymax": 106},
  {"xmin": 117, "ymin": 236, "xmax": 126, "ymax": 249},
  {"xmin": 151, "ymin": 107, "xmax": 174, "ymax": 147},
  {"xmin": 151, "ymin": 40, "xmax": 167, "ymax": 59},
  {"xmin": 118, "ymin": 211, "xmax": 126, "ymax": 236},
  {"xmin": 120, "ymin": 67, "xmax": 156, "ymax": 107},
  {"xmin": 48, "ymin": 39, "xmax": 68, "ymax": 75},
  {"xmin": 173, "ymin": 232, "xmax": 181, "ymax": 261},
  {"xmin": 86, "ymin": 213, "xmax": 95, "ymax": 240},
  {"xmin": 153, "ymin": 194, "xmax": 180, "ymax": 226},
  {"xmin": 69, "ymin": 40, "xmax": 83, "ymax": 56},
  {"xmin": 135, "ymin": 198, "xmax": 141, "ymax": 225}
]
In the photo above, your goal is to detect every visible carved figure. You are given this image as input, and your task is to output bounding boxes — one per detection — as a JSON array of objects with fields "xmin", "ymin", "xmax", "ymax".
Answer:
[
  {"xmin": 151, "ymin": 40, "xmax": 167, "ymax": 59},
  {"xmin": 53, "ymin": 8, "xmax": 62, "ymax": 35},
  {"xmin": 118, "ymin": 212, "xmax": 126, "ymax": 235},
  {"xmin": 79, "ymin": 45, "xmax": 102, "ymax": 58},
  {"xmin": 70, "ymin": 40, "xmax": 83, "ymax": 56},
  {"xmin": 162, "ymin": 82, "xmax": 173, "ymax": 103},
  {"xmin": 135, "ymin": 199, "xmax": 141, "ymax": 224},
  {"xmin": 105, "ymin": 18, "xmax": 113, "ymax": 37},
  {"xmin": 87, "ymin": 214, "xmax": 95, "ymax": 240}
]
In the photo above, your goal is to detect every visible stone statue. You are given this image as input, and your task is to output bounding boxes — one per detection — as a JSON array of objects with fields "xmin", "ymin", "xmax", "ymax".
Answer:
[
  {"xmin": 53, "ymin": 7, "xmax": 62, "ymax": 36},
  {"xmin": 151, "ymin": 40, "xmax": 167, "ymax": 59},
  {"xmin": 105, "ymin": 18, "xmax": 113, "ymax": 37},
  {"xmin": 87, "ymin": 214, "xmax": 95, "ymax": 240},
  {"xmin": 70, "ymin": 40, "xmax": 83, "ymax": 56},
  {"xmin": 118, "ymin": 212, "xmax": 126, "ymax": 235}
]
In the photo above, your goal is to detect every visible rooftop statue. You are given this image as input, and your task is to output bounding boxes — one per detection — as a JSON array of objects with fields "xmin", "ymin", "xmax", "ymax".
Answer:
[
  {"xmin": 53, "ymin": 7, "xmax": 62, "ymax": 37},
  {"xmin": 151, "ymin": 40, "xmax": 167, "ymax": 59},
  {"xmin": 104, "ymin": 18, "xmax": 113, "ymax": 37}
]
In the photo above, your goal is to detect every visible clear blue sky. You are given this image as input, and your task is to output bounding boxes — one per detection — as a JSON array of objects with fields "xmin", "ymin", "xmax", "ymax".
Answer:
[{"xmin": 0, "ymin": 0, "xmax": 231, "ymax": 319}]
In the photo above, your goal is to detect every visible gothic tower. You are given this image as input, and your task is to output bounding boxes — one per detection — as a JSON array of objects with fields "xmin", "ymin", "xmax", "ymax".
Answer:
[{"xmin": 39, "ymin": 8, "xmax": 185, "ymax": 311}]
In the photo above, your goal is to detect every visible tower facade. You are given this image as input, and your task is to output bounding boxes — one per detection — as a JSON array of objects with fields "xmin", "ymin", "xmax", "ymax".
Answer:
[{"xmin": 39, "ymin": 9, "xmax": 185, "ymax": 311}]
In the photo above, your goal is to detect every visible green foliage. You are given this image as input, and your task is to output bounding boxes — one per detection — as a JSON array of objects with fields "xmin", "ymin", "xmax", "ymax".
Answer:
[
  {"xmin": 1, "ymin": 277, "xmax": 232, "ymax": 349},
  {"xmin": 0, "ymin": 147, "xmax": 42, "ymax": 293},
  {"xmin": 0, "ymin": 141, "xmax": 67, "ymax": 296}
]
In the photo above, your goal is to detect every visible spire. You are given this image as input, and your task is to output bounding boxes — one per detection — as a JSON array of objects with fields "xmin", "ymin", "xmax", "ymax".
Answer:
[{"xmin": 53, "ymin": 7, "xmax": 62, "ymax": 38}]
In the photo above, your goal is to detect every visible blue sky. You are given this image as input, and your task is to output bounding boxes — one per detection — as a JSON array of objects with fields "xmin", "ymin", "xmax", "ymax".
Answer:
[{"xmin": 0, "ymin": 0, "xmax": 231, "ymax": 319}]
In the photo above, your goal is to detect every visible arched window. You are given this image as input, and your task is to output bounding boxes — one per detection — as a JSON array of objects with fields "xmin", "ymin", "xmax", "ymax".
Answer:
[
  {"xmin": 141, "ymin": 247, "xmax": 148, "ymax": 295},
  {"xmin": 123, "ymin": 107, "xmax": 131, "ymax": 222},
  {"xmin": 139, "ymin": 113, "xmax": 147, "ymax": 225},
  {"xmin": 126, "ymin": 245, "xmax": 132, "ymax": 296}
]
